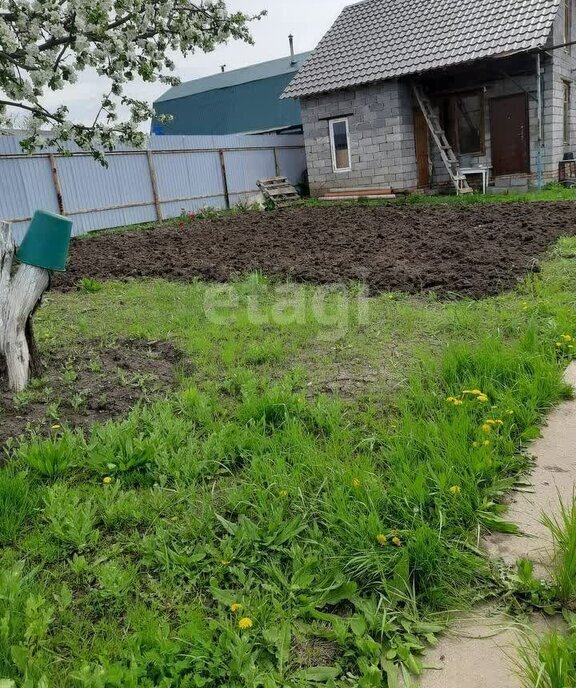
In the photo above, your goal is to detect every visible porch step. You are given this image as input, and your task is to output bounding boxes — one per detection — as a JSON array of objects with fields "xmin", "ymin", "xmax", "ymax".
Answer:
[
  {"xmin": 319, "ymin": 194, "xmax": 396, "ymax": 202},
  {"xmin": 328, "ymin": 186, "xmax": 393, "ymax": 195}
]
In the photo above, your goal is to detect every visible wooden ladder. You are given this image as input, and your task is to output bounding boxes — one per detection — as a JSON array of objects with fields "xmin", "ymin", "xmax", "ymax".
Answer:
[
  {"xmin": 257, "ymin": 176, "xmax": 300, "ymax": 208},
  {"xmin": 412, "ymin": 84, "xmax": 473, "ymax": 195}
]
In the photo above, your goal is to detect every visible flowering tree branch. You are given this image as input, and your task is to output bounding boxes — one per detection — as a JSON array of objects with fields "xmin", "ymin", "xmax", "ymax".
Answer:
[{"xmin": 0, "ymin": 1, "xmax": 265, "ymax": 162}]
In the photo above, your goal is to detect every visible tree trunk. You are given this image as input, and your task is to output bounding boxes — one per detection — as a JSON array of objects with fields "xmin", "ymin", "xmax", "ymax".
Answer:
[{"xmin": 0, "ymin": 221, "xmax": 50, "ymax": 392}]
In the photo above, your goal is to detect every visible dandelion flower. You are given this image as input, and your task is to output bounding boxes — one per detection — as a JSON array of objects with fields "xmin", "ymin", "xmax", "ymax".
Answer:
[
  {"xmin": 352, "ymin": 479, "xmax": 362, "ymax": 489},
  {"xmin": 449, "ymin": 485, "xmax": 461, "ymax": 495},
  {"xmin": 391, "ymin": 536, "xmax": 402, "ymax": 547},
  {"xmin": 376, "ymin": 534, "xmax": 387, "ymax": 546},
  {"xmin": 481, "ymin": 424, "xmax": 492, "ymax": 433},
  {"xmin": 562, "ymin": 335, "xmax": 573, "ymax": 342},
  {"xmin": 477, "ymin": 395, "xmax": 489, "ymax": 403},
  {"xmin": 102, "ymin": 476, "xmax": 112, "ymax": 485},
  {"xmin": 279, "ymin": 490, "xmax": 289, "ymax": 498},
  {"xmin": 51, "ymin": 424, "xmax": 61, "ymax": 430},
  {"xmin": 238, "ymin": 617, "xmax": 253, "ymax": 630},
  {"xmin": 230, "ymin": 603, "xmax": 242, "ymax": 613},
  {"xmin": 453, "ymin": 399, "xmax": 463, "ymax": 406}
]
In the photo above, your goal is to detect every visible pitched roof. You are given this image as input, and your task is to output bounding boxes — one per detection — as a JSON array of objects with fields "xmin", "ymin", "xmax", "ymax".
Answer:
[
  {"xmin": 283, "ymin": 0, "xmax": 560, "ymax": 99},
  {"xmin": 156, "ymin": 52, "xmax": 311, "ymax": 103}
]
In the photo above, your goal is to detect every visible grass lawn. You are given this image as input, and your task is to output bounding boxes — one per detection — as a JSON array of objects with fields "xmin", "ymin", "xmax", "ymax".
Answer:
[{"xmin": 1, "ymin": 232, "xmax": 576, "ymax": 686}]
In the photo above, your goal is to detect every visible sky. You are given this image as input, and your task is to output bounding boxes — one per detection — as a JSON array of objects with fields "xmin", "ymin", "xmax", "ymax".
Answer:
[{"xmin": 37, "ymin": 0, "xmax": 351, "ymax": 128}]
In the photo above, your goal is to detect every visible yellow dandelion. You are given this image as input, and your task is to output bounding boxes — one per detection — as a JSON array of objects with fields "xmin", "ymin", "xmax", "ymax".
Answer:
[
  {"xmin": 449, "ymin": 485, "xmax": 461, "ymax": 495},
  {"xmin": 562, "ymin": 334, "xmax": 573, "ymax": 342},
  {"xmin": 391, "ymin": 536, "xmax": 402, "ymax": 547},
  {"xmin": 481, "ymin": 424, "xmax": 492, "ymax": 433},
  {"xmin": 51, "ymin": 423, "xmax": 61, "ymax": 430},
  {"xmin": 376, "ymin": 534, "xmax": 387, "ymax": 546},
  {"xmin": 453, "ymin": 399, "xmax": 463, "ymax": 406},
  {"xmin": 102, "ymin": 476, "xmax": 112, "ymax": 485},
  {"xmin": 238, "ymin": 617, "xmax": 253, "ymax": 630},
  {"xmin": 477, "ymin": 395, "xmax": 489, "ymax": 403},
  {"xmin": 352, "ymin": 478, "xmax": 362, "ymax": 489},
  {"xmin": 446, "ymin": 396, "xmax": 457, "ymax": 403},
  {"xmin": 230, "ymin": 603, "xmax": 242, "ymax": 613},
  {"xmin": 279, "ymin": 489, "xmax": 289, "ymax": 498}
]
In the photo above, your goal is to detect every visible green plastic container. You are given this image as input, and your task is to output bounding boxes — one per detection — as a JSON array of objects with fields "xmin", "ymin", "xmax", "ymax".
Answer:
[{"xmin": 17, "ymin": 210, "xmax": 73, "ymax": 272}]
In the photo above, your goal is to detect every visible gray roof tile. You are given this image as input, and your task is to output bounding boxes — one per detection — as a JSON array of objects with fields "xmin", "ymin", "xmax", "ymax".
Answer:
[{"xmin": 283, "ymin": 0, "xmax": 560, "ymax": 98}]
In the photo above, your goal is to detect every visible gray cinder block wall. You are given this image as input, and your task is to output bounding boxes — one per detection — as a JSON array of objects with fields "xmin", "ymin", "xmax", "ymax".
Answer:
[
  {"xmin": 301, "ymin": 81, "xmax": 418, "ymax": 196},
  {"xmin": 301, "ymin": 4, "xmax": 576, "ymax": 196}
]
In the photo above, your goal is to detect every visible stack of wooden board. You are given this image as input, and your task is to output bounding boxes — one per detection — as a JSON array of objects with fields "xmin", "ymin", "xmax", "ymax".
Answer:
[
  {"xmin": 257, "ymin": 177, "xmax": 300, "ymax": 207},
  {"xmin": 318, "ymin": 187, "xmax": 396, "ymax": 201}
]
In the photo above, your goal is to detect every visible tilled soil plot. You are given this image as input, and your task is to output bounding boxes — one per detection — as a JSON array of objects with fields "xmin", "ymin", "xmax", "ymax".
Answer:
[
  {"xmin": 52, "ymin": 203, "xmax": 576, "ymax": 297},
  {"xmin": 0, "ymin": 339, "xmax": 183, "ymax": 444}
]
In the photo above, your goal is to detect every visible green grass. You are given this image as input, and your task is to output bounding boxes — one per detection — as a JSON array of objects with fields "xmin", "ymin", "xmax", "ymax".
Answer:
[
  {"xmin": 519, "ymin": 618, "xmax": 576, "ymax": 688},
  {"xmin": 1, "ymin": 238, "xmax": 576, "ymax": 685}
]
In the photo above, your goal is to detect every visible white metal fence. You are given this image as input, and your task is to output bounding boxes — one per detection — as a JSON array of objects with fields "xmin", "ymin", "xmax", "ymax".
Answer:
[{"xmin": 0, "ymin": 134, "xmax": 307, "ymax": 243}]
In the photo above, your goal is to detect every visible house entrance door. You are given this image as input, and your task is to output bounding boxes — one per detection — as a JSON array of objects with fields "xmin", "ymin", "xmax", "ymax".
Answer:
[{"xmin": 490, "ymin": 94, "xmax": 531, "ymax": 176}]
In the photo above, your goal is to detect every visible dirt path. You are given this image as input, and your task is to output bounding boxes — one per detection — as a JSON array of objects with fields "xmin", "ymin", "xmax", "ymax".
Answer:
[{"xmin": 417, "ymin": 362, "xmax": 576, "ymax": 688}]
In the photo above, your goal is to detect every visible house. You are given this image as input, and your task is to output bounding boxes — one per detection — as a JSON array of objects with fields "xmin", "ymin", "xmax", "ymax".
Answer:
[
  {"xmin": 153, "ymin": 43, "xmax": 311, "ymax": 136},
  {"xmin": 282, "ymin": 0, "xmax": 575, "ymax": 196}
]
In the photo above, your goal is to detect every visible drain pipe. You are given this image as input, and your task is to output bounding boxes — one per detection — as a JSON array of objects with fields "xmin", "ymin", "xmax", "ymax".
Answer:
[{"xmin": 536, "ymin": 52, "xmax": 544, "ymax": 192}]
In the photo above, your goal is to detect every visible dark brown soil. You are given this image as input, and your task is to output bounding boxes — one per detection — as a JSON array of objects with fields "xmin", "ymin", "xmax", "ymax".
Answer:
[
  {"xmin": 52, "ymin": 202, "xmax": 576, "ymax": 298},
  {"xmin": 0, "ymin": 339, "xmax": 183, "ymax": 445}
]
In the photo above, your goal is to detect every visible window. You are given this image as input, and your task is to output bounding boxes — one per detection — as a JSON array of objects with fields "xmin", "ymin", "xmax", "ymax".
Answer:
[
  {"xmin": 329, "ymin": 118, "xmax": 351, "ymax": 171},
  {"xmin": 565, "ymin": 0, "xmax": 573, "ymax": 52},
  {"xmin": 564, "ymin": 81, "xmax": 572, "ymax": 146},
  {"xmin": 441, "ymin": 91, "xmax": 485, "ymax": 155}
]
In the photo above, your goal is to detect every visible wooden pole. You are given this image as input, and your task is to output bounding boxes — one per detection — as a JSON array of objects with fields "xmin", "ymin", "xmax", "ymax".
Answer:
[
  {"xmin": 219, "ymin": 150, "xmax": 230, "ymax": 209},
  {"xmin": 49, "ymin": 153, "xmax": 65, "ymax": 215},
  {"xmin": 146, "ymin": 150, "xmax": 163, "ymax": 222},
  {"xmin": 273, "ymin": 148, "xmax": 280, "ymax": 176},
  {"xmin": 0, "ymin": 222, "xmax": 50, "ymax": 391}
]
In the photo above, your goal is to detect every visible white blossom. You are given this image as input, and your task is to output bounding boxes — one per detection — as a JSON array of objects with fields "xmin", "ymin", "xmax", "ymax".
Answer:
[{"xmin": 0, "ymin": 0, "xmax": 265, "ymax": 160}]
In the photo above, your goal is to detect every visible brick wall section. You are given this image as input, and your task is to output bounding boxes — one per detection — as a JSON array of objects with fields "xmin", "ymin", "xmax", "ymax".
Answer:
[
  {"xmin": 301, "ymin": 81, "xmax": 418, "ymax": 195},
  {"xmin": 301, "ymin": 3, "xmax": 576, "ymax": 195}
]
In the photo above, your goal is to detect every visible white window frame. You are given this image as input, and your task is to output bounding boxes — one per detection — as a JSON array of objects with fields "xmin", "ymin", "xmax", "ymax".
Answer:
[{"xmin": 329, "ymin": 117, "xmax": 352, "ymax": 173}]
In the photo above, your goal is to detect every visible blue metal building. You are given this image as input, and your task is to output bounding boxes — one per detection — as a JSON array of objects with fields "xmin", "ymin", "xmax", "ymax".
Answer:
[{"xmin": 152, "ymin": 51, "xmax": 311, "ymax": 136}]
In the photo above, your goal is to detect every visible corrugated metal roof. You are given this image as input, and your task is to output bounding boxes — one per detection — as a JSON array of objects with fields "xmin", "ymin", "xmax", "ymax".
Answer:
[
  {"xmin": 157, "ymin": 52, "xmax": 312, "ymax": 103},
  {"xmin": 283, "ymin": 0, "xmax": 560, "ymax": 99}
]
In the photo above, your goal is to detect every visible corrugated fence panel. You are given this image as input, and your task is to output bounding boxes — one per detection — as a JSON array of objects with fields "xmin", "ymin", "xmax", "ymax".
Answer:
[
  {"xmin": 0, "ymin": 134, "xmax": 306, "ymax": 241},
  {"xmin": 276, "ymin": 147, "xmax": 307, "ymax": 186},
  {"xmin": 57, "ymin": 152, "xmax": 156, "ymax": 236},
  {"xmin": 0, "ymin": 156, "xmax": 59, "ymax": 243},
  {"xmin": 224, "ymin": 149, "xmax": 276, "ymax": 195}
]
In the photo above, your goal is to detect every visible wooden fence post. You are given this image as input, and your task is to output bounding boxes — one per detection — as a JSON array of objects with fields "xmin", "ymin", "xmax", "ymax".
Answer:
[
  {"xmin": 219, "ymin": 150, "xmax": 231, "ymax": 209},
  {"xmin": 146, "ymin": 150, "xmax": 163, "ymax": 222},
  {"xmin": 49, "ymin": 153, "xmax": 65, "ymax": 215},
  {"xmin": 273, "ymin": 148, "xmax": 280, "ymax": 176}
]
